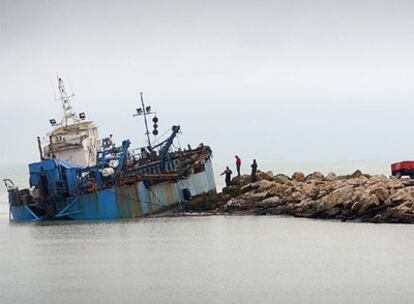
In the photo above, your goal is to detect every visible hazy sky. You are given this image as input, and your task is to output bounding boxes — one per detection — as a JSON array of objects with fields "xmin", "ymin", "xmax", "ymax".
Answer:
[{"xmin": 1, "ymin": 0, "xmax": 414, "ymax": 164}]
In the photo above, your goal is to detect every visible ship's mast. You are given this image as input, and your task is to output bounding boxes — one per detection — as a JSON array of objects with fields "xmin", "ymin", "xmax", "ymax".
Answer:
[
  {"xmin": 141, "ymin": 92, "xmax": 151, "ymax": 147},
  {"xmin": 56, "ymin": 75, "xmax": 78, "ymax": 126},
  {"xmin": 133, "ymin": 92, "xmax": 157, "ymax": 148}
]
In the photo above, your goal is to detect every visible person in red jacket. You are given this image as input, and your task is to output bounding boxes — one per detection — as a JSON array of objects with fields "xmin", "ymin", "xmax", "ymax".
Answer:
[{"xmin": 235, "ymin": 155, "xmax": 241, "ymax": 176}]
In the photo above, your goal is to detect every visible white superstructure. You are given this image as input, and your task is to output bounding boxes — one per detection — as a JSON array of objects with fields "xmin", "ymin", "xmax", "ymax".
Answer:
[{"xmin": 43, "ymin": 76, "xmax": 99, "ymax": 167}]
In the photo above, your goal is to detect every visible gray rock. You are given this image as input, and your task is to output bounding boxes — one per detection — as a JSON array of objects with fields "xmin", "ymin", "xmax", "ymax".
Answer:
[
  {"xmin": 325, "ymin": 172, "xmax": 337, "ymax": 181},
  {"xmin": 273, "ymin": 174, "xmax": 291, "ymax": 184},
  {"xmin": 185, "ymin": 166, "xmax": 414, "ymax": 223},
  {"xmin": 305, "ymin": 171, "xmax": 324, "ymax": 182},
  {"xmin": 351, "ymin": 170, "xmax": 363, "ymax": 179},
  {"xmin": 292, "ymin": 172, "xmax": 305, "ymax": 182}
]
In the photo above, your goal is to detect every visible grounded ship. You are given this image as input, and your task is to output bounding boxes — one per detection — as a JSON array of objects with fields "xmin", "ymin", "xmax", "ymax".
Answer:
[{"xmin": 3, "ymin": 77, "xmax": 216, "ymax": 221}]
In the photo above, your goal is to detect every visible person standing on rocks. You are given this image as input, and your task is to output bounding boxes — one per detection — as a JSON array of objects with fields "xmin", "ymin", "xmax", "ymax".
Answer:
[
  {"xmin": 221, "ymin": 166, "xmax": 233, "ymax": 187},
  {"xmin": 251, "ymin": 159, "xmax": 258, "ymax": 182},
  {"xmin": 235, "ymin": 155, "xmax": 241, "ymax": 176}
]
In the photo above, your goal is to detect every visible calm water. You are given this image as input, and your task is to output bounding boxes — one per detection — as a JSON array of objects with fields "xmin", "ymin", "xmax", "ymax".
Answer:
[
  {"xmin": 1, "ymin": 163, "xmax": 412, "ymax": 304},
  {"xmin": 0, "ymin": 216, "xmax": 413, "ymax": 304}
]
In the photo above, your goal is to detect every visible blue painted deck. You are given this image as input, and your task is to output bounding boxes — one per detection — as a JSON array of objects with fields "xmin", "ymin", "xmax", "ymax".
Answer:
[{"xmin": 9, "ymin": 159, "xmax": 216, "ymax": 221}]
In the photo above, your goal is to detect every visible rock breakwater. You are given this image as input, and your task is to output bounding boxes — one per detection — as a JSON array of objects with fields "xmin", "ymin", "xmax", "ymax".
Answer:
[{"xmin": 185, "ymin": 170, "xmax": 414, "ymax": 223}]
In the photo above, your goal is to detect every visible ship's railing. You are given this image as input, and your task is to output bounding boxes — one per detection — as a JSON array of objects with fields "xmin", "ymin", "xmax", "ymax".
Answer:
[
  {"xmin": 72, "ymin": 144, "xmax": 213, "ymax": 195},
  {"xmin": 128, "ymin": 159, "xmax": 179, "ymax": 176}
]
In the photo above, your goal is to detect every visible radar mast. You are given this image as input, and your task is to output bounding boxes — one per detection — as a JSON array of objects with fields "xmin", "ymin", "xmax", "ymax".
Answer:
[
  {"xmin": 56, "ymin": 75, "xmax": 79, "ymax": 127},
  {"xmin": 133, "ymin": 92, "xmax": 158, "ymax": 148}
]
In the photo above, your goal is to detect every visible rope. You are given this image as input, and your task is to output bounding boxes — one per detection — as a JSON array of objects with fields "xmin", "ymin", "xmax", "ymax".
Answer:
[
  {"xmin": 150, "ymin": 128, "xmax": 172, "ymax": 146},
  {"xmin": 101, "ymin": 181, "xmax": 185, "ymax": 212},
  {"xmin": 100, "ymin": 187, "xmax": 166, "ymax": 209},
  {"xmin": 147, "ymin": 187, "xmax": 165, "ymax": 207},
  {"xmin": 176, "ymin": 134, "xmax": 182, "ymax": 150},
  {"xmin": 102, "ymin": 183, "xmax": 184, "ymax": 215}
]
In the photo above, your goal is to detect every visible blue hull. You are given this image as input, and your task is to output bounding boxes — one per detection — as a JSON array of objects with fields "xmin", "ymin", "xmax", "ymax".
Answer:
[
  {"xmin": 9, "ymin": 205, "xmax": 41, "ymax": 221},
  {"xmin": 9, "ymin": 159, "xmax": 216, "ymax": 222}
]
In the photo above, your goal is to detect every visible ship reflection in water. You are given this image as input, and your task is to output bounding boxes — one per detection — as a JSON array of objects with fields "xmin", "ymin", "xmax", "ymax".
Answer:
[{"xmin": 0, "ymin": 216, "xmax": 413, "ymax": 304}]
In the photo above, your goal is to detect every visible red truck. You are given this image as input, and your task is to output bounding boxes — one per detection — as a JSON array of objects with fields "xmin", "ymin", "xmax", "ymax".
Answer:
[{"xmin": 391, "ymin": 161, "xmax": 414, "ymax": 178}]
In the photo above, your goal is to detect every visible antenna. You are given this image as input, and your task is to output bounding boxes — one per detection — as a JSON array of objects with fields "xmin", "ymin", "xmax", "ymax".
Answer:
[
  {"xmin": 55, "ymin": 74, "xmax": 78, "ymax": 127},
  {"xmin": 133, "ymin": 92, "xmax": 156, "ymax": 148}
]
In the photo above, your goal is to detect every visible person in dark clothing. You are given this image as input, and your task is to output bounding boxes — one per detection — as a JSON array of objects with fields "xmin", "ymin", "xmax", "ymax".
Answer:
[
  {"xmin": 251, "ymin": 159, "xmax": 258, "ymax": 182},
  {"xmin": 235, "ymin": 155, "xmax": 241, "ymax": 176},
  {"xmin": 221, "ymin": 166, "xmax": 233, "ymax": 187}
]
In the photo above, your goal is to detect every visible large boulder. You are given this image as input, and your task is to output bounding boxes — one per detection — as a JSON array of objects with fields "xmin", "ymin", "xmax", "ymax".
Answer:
[
  {"xmin": 388, "ymin": 187, "xmax": 414, "ymax": 203},
  {"xmin": 321, "ymin": 185, "xmax": 354, "ymax": 209},
  {"xmin": 237, "ymin": 191, "xmax": 268, "ymax": 207},
  {"xmin": 255, "ymin": 171, "xmax": 274, "ymax": 181},
  {"xmin": 302, "ymin": 183, "xmax": 320, "ymax": 198},
  {"xmin": 292, "ymin": 172, "xmax": 305, "ymax": 182},
  {"xmin": 256, "ymin": 196, "xmax": 281, "ymax": 208},
  {"xmin": 240, "ymin": 182, "xmax": 261, "ymax": 194},
  {"xmin": 290, "ymin": 191, "xmax": 304, "ymax": 202},
  {"xmin": 305, "ymin": 172, "xmax": 324, "ymax": 182},
  {"xmin": 354, "ymin": 194, "xmax": 380, "ymax": 214},
  {"xmin": 273, "ymin": 174, "xmax": 291, "ymax": 185},
  {"xmin": 231, "ymin": 174, "xmax": 252, "ymax": 187},
  {"xmin": 233, "ymin": 171, "xmax": 273, "ymax": 186},
  {"xmin": 325, "ymin": 172, "xmax": 337, "ymax": 181},
  {"xmin": 369, "ymin": 186, "xmax": 390, "ymax": 204},
  {"xmin": 394, "ymin": 201, "xmax": 414, "ymax": 212},
  {"xmin": 296, "ymin": 198, "xmax": 316, "ymax": 209},
  {"xmin": 402, "ymin": 179, "xmax": 414, "ymax": 187},
  {"xmin": 223, "ymin": 194, "xmax": 265, "ymax": 212},
  {"xmin": 184, "ymin": 191, "xmax": 224, "ymax": 211},
  {"xmin": 381, "ymin": 203, "xmax": 414, "ymax": 223},
  {"xmin": 255, "ymin": 179, "xmax": 278, "ymax": 193},
  {"xmin": 386, "ymin": 179, "xmax": 404, "ymax": 190},
  {"xmin": 323, "ymin": 207, "xmax": 342, "ymax": 218},
  {"xmin": 348, "ymin": 176, "xmax": 369, "ymax": 186},
  {"xmin": 369, "ymin": 175, "xmax": 388, "ymax": 183},
  {"xmin": 222, "ymin": 185, "xmax": 242, "ymax": 197},
  {"xmin": 351, "ymin": 170, "xmax": 363, "ymax": 179},
  {"xmin": 268, "ymin": 183, "xmax": 290, "ymax": 197}
]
